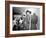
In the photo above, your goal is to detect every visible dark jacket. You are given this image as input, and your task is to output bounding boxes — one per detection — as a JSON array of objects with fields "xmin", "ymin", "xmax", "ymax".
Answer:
[{"xmin": 31, "ymin": 15, "xmax": 38, "ymax": 30}]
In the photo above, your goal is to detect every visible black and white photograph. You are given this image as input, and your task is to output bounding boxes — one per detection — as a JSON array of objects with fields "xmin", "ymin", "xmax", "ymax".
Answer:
[{"xmin": 12, "ymin": 7, "xmax": 40, "ymax": 31}]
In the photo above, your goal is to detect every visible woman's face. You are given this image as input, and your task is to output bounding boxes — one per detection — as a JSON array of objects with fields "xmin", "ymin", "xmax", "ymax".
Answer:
[{"xmin": 27, "ymin": 12, "xmax": 30, "ymax": 15}]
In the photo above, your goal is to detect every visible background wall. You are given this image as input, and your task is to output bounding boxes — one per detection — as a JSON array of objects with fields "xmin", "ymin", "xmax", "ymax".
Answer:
[{"xmin": 0, "ymin": 0, "xmax": 46, "ymax": 38}]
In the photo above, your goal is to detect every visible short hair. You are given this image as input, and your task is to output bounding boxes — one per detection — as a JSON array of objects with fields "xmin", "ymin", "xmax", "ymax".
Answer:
[{"xmin": 26, "ymin": 10, "xmax": 31, "ymax": 14}]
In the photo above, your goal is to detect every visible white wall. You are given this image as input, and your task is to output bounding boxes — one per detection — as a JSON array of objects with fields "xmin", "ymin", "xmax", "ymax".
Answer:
[
  {"xmin": 0, "ymin": 0, "xmax": 5, "ymax": 37},
  {"xmin": 0, "ymin": 0, "xmax": 46, "ymax": 38}
]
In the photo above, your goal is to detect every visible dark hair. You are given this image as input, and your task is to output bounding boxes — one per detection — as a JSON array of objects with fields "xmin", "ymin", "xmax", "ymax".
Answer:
[
  {"xmin": 26, "ymin": 10, "xmax": 31, "ymax": 14},
  {"xmin": 21, "ymin": 17, "xmax": 23, "ymax": 20}
]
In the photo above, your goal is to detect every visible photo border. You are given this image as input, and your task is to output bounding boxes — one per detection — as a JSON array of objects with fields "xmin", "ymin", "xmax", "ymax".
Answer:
[
  {"xmin": 10, "ymin": 4, "xmax": 42, "ymax": 34},
  {"xmin": 5, "ymin": 1, "xmax": 45, "ymax": 37}
]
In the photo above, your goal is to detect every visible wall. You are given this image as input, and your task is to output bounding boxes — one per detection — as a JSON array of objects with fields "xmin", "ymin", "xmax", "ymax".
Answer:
[{"xmin": 0, "ymin": 0, "xmax": 46, "ymax": 38}]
